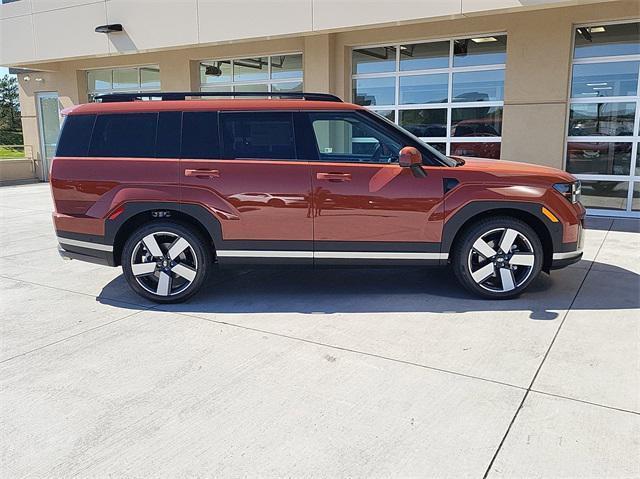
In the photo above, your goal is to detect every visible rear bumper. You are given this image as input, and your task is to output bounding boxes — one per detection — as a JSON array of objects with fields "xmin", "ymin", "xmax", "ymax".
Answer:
[{"xmin": 57, "ymin": 234, "xmax": 116, "ymax": 266}]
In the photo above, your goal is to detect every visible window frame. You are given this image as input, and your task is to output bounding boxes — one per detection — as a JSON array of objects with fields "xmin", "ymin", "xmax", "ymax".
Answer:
[
  {"xmin": 350, "ymin": 32, "xmax": 507, "ymax": 158},
  {"xmin": 86, "ymin": 65, "xmax": 161, "ymax": 101},
  {"xmin": 199, "ymin": 53, "xmax": 303, "ymax": 95},
  {"xmin": 564, "ymin": 20, "xmax": 640, "ymax": 217}
]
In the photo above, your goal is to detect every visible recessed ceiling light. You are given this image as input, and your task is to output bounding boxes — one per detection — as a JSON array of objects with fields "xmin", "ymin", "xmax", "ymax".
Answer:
[
  {"xmin": 471, "ymin": 37, "xmax": 498, "ymax": 43},
  {"xmin": 590, "ymin": 26, "xmax": 606, "ymax": 33}
]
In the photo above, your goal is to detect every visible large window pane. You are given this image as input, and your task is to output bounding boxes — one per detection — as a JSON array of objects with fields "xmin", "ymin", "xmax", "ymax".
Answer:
[
  {"xmin": 399, "ymin": 74, "xmax": 448, "ymax": 104},
  {"xmin": 566, "ymin": 142, "xmax": 632, "ymax": 175},
  {"xmin": 399, "ymin": 109, "xmax": 447, "ymax": 137},
  {"xmin": 140, "ymin": 67, "xmax": 160, "ymax": 89},
  {"xmin": 451, "ymin": 107, "xmax": 502, "ymax": 137},
  {"xmin": 450, "ymin": 142, "xmax": 501, "ymax": 159},
  {"xmin": 579, "ymin": 180, "xmax": 629, "ymax": 210},
  {"xmin": 632, "ymin": 183, "xmax": 640, "ymax": 211},
  {"xmin": 400, "ymin": 41, "xmax": 449, "ymax": 71},
  {"xmin": 428, "ymin": 143, "xmax": 446, "ymax": 155},
  {"xmin": 113, "ymin": 68, "xmax": 138, "ymax": 90},
  {"xmin": 233, "ymin": 57, "xmax": 268, "ymax": 82},
  {"xmin": 271, "ymin": 54, "xmax": 303, "ymax": 79},
  {"xmin": 568, "ymin": 103, "xmax": 636, "ymax": 136},
  {"xmin": 353, "ymin": 77, "xmax": 395, "ymax": 106},
  {"xmin": 453, "ymin": 35, "xmax": 507, "ymax": 67},
  {"xmin": 352, "ymin": 46, "xmax": 396, "ymax": 74},
  {"xmin": 452, "ymin": 69, "xmax": 504, "ymax": 102},
  {"xmin": 201, "ymin": 60, "xmax": 232, "ymax": 84},
  {"xmin": 571, "ymin": 61, "xmax": 639, "ymax": 98},
  {"xmin": 373, "ymin": 110, "xmax": 395, "ymax": 122},
  {"xmin": 87, "ymin": 70, "xmax": 112, "ymax": 91},
  {"xmin": 234, "ymin": 83, "xmax": 269, "ymax": 93},
  {"xmin": 271, "ymin": 81, "xmax": 303, "ymax": 93},
  {"xmin": 574, "ymin": 23, "xmax": 640, "ymax": 59}
]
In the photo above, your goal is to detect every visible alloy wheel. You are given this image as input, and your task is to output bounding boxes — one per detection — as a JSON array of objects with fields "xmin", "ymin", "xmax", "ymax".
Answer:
[
  {"xmin": 130, "ymin": 231, "xmax": 198, "ymax": 297},
  {"xmin": 467, "ymin": 227, "xmax": 536, "ymax": 293}
]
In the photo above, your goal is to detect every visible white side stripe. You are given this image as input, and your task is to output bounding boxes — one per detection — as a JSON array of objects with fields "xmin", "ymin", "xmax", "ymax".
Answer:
[
  {"xmin": 58, "ymin": 237, "xmax": 113, "ymax": 252},
  {"xmin": 216, "ymin": 250, "xmax": 313, "ymax": 258},
  {"xmin": 216, "ymin": 250, "xmax": 447, "ymax": 260}
]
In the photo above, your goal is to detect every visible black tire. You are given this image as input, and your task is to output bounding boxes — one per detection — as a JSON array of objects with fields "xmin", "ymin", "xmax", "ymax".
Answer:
[
  {"xmin": 121, "ymin": 221, "xmax": 212, "ymax": 303},
  {"xmin": 451, "ymin": 216, "xmax": 543, "ymax": 299}
]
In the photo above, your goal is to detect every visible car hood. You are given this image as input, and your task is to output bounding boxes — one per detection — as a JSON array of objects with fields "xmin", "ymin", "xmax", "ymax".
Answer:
[{"xmin": 452, "ymin": 156, "xmax": 576, "ymax": 184}]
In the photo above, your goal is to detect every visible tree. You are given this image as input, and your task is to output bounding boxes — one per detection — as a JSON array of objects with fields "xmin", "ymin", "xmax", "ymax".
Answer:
[{"xmin": 0, "ymin": 74, "xmax": 22, "ymax": 144}]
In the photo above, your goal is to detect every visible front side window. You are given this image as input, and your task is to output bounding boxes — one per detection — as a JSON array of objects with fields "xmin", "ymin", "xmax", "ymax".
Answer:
[
  {"xmin": 309, "ymin": 112, "xmax": 402, "ymax": 164},
  {"xmin": 566, "ymin": 21, "xmax": 640, "ymax": 215},
  {"xmin": 352, "ymin": 35, "xmax": 506, "ymax": 159},
  {"xmin": 220, "ymin": 112, "xmax": 296, "ymax": 160}
]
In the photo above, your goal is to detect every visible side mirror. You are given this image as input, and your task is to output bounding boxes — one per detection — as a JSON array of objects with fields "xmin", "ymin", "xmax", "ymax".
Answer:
[{"xmin": 399, "ymin": 146, "xmax": 422, "ymax": 167}]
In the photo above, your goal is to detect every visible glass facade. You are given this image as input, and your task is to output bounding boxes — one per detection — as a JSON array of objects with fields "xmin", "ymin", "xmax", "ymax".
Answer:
[
  {"xmin": 87, "ymin": 65, "xmax": 160, "ymax": 101},
  {"xmin": 566, "ymin": 22, "xmax": 640, "ymax": 215},
  {"xmin": 352, "ymin": 35, "xmax": 506, "ymax": 158},
  {"xmin": 200, "ymin": 54, "xmax": 302, "ymax": 95}
]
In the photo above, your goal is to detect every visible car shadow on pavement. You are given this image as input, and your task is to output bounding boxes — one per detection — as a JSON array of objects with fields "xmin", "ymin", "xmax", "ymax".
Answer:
[{"xmin": 97, "ymin": 261, "xmax": 640, "ymax": 320}]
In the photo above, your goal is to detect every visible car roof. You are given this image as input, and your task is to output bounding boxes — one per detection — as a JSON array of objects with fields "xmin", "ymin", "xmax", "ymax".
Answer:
[{"xmin": 63, "ymin": 99, "xmax": 365, "ymax": 115}]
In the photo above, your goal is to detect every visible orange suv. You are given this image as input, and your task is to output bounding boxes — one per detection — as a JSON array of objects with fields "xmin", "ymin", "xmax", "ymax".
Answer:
[{"xmin": 51, "ymin": 91, "xmax": 585, "ymax": 303}]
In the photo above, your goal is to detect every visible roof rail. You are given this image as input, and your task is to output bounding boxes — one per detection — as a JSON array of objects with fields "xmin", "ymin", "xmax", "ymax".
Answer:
[{"xmin": 94, "ymin": 91, "xmax": 343, "ymax": 103}]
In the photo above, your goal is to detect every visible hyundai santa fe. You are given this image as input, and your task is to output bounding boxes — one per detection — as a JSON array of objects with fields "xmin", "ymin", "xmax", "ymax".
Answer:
[{"xmin": 51, "ymin": 91, "xmax": 585, "ymax": 303}]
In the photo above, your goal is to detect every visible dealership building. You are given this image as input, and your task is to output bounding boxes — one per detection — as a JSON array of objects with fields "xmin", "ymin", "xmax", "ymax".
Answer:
[{"xmin": 1, "ymin": 0, "xmax": 639, "ymax": 216}]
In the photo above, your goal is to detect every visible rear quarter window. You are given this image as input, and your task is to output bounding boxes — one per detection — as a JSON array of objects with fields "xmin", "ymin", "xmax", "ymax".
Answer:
[
  {"xmin": 89, "ymin": 113, "xmax": 158, "ymax": 158},
  {"xmin": 55, "ymin": 114, "xmax": 96, "ymax": 157}
]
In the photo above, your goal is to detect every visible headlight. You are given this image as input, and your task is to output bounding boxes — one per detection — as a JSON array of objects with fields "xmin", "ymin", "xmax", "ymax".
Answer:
[{"xmin": 553, "ymin": 181, "xmax": 581, "ymax": 204}]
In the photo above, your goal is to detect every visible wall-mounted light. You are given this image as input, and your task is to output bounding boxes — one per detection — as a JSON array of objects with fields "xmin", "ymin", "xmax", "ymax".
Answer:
[{"xmin": 95, "ymin": 23, "xmax": 123, "ymax": 34}]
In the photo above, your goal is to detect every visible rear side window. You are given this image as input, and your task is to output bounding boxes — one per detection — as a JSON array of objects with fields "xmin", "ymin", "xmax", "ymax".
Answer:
[
  {"xmin": 89, "ymin": 113, "xmax": 158, "ymax": 158},
  {"xmin": 220, "ymin": 112, "xmax": 296, "ymax": 160},
  {"xmin": 56, "ymin": 114, "xmax": 96, "ymax": 157},
  {"xmin": 181, "ymin": 111, "xmax": 220, "ymax": 159}
]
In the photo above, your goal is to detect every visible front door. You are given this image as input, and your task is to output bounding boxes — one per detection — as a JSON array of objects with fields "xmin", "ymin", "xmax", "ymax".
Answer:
[
  {"xmin": 306, "ymin": 111, "xmax": 445, "ymax": 265},
  {"xmin": 36, "ymin": 92, "xmax": 61, "ymax": 181},
  {"xmin": 180, "ymin": 110, "xmax": 313, "ymax": 264}
]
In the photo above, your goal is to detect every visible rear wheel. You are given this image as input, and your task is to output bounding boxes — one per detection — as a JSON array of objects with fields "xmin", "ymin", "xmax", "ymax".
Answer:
[
  {"xmin": 452, "ymin": 216, "xmax": 543, "ymax": 299},
  {"xmin": 122, "ymin": 221, "xmax": 211, "ymax": 303}
]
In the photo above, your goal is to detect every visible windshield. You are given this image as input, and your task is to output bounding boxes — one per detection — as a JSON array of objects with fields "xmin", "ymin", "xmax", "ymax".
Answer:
[{"xmin": 362, "ymin": 110, "xmax": 457, "ymax": 167}]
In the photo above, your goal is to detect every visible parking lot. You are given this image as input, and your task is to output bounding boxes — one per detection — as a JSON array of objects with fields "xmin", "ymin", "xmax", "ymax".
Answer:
[{"xmin": 0, "ymin": 182, "xmax": 638, "ymax": 477}]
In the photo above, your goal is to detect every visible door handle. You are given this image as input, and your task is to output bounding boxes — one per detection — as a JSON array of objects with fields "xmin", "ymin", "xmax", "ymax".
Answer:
[
  {"xmin": 316, "ymin": 172, "xmax": 352, "ymax": 182},
  {"xmin": 184, "ymin": 168, "xmax": 220, "ymax": 178}
]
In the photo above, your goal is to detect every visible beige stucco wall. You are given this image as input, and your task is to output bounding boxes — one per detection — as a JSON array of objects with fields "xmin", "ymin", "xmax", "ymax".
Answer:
[{"xmin": 14, "ymin": 0, "xmax": 640, "ymax": 179}]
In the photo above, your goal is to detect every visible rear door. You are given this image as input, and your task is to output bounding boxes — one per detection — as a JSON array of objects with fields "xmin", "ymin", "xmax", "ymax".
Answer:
[
  {"xmin": 304, "ymin": 111, "xmax": 446, "ymax": 265},
  {"xmin": 180, "ymin": 110, "xmax": 313, "ymax": 264}
]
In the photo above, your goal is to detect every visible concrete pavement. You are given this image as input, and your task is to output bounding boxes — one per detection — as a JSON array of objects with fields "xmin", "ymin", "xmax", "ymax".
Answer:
[{"xmin": 1, "ymin": 183, "xmax": 638, "ymax": 477}]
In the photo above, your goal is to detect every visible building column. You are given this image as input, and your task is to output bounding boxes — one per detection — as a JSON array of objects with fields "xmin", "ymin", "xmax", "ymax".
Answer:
[
  {"xmin": 500, "ymin": 10, "xmax": 574, "ymax": 169},
  {"xmin": 158, "ymin": 51, "xmax": 199, "ymax": 91},
  {"xmin": 303, "ymin": 34, "xmax": 336, "ymax": 94}
]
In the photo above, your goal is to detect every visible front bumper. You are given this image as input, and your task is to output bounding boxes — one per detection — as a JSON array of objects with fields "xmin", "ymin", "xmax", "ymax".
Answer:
[{"xmin": 550, "ymin": 219, "xmax": 585, "ymax": 270}]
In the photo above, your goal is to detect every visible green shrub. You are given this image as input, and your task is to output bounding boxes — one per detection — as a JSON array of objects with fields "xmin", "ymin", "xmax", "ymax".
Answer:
[{"xmin": 0, "ymin": 129, "xmax": 23, "ymax": 145}]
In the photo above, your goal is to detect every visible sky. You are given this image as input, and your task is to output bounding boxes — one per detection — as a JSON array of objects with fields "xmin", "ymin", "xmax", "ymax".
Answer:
[{"xmin": 0, "ymin": 66, "xmax": 12, "ymax": 77}]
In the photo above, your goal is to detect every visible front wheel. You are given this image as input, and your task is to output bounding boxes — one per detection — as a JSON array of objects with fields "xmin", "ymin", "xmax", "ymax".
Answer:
[
  {"xmin": 452, "ymin": 217, "xmax": 543, "ymax": 299},
  {"xmin": 122, "ymin": 221, "xmax": 211, "ymax": 303}
]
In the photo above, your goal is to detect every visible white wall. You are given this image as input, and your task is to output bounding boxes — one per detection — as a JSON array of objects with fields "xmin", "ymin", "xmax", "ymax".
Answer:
[{"xmin": 0, "ymin": 0, "xmax": 618, "ymax": 66}]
